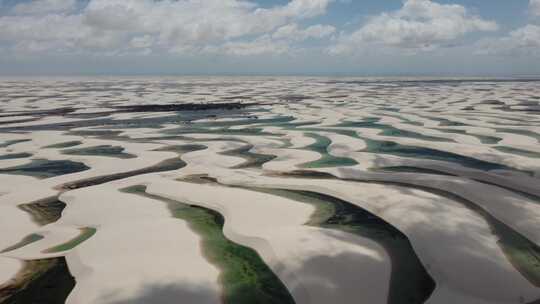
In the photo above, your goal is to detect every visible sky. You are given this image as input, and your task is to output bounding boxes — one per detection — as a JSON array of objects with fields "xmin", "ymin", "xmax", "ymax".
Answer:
[{"xmin": 0, "ymin": 0, "xmax": 539, "ymax": 76}]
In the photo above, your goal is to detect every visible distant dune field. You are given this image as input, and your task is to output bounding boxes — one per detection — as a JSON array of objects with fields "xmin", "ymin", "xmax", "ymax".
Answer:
[{"xmin": 0, "ymin": 77, "xmax": 539, "ymax": 304}]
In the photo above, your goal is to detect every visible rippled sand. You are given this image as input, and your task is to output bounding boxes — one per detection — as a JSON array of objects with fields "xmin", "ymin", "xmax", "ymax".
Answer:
[{"xmin": 0, "ymin": 77, "xmax": 539, "ymax": 304}]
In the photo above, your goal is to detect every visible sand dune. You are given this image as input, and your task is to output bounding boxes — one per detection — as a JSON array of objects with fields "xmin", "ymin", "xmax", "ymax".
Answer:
[{"xmin": 0, "ymin": 77, "xmax": 539, "ymax": 304}]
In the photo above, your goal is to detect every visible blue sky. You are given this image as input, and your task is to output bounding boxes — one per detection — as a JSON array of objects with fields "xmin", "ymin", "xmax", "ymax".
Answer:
[{"xmin": 0, "ymin": 0, "xmax": 538, "ymax": 76}]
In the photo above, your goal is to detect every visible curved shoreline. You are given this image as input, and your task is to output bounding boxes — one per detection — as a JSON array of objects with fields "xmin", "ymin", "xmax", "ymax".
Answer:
[
  {"xmin": 122, "ymin": 185, "xmax": 296, "ymax": 304},
  {"xmin": 248, "ymin": 187, "xmax": 435, "ymax": 304}
]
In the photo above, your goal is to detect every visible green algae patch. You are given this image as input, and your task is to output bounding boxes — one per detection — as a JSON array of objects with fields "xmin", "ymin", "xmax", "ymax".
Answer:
[
  {"xmin": 43, "ymin": 227, "xmax": 96, "ymax": 253},
  {"xmin": 43, "ymin": 141, "xmax": 82, "ymax": 149},
  {"xmin": 122, "ymin": 185, "xmax": 295, "ymax": 304},
  {"xmin": 62, "ymin": 145, "xmax": 136, "ymax": 159},
  {"xmin": 153, "ymin": 144, "xmax": 208, "ymax": 154},
  {"xmin": 1, "ymin": 234, "xmax": 44, "ymax": 253}
]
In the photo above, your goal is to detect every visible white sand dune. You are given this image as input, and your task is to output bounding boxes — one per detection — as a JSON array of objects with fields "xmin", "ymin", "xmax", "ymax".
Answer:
[
  {"xmin": 60, "ymin": 184, "xmax": 221, "ymax": 304},
  {"xmin": 0, "ymin": 77, "xmax": 539, "ymax": 304},
  {"xmin": 215, "ymin": 170, "xmax": 540, "ymax": 304},
  {"xmin": 146, "ymin": 179, "xmax": 391, "ymax": 304}
]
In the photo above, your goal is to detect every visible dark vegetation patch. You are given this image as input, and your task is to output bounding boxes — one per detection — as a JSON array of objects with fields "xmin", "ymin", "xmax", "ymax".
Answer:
[
  {"xmin": 113, "ymin": 102, "xmax": 256, "ymax": 113},
  {"xmin": 19, "ymin": 197, "xmax": 66, "ymax": 225},
  {"xmin": 43, "ymin": 141, "xmax": 82, "ymax": 149},
  {"xmin": 0, "ymin": 197, "xmax": 74, "ymax": 303},
  {"xmin": 0, "ymin": 159, "xmax": 90, "ymax": 179},
  {"xmin": 61, "ymin": 157, "xmax": 185, "ymax": 190},
  {"xmin": 62, "ymin": 145, "xmax": 136, "ymax": 159},
  {"xmin": 0, "ymin": 139, "xmax": 30, "ymax": 148},
  {"xmin": 0, "ymin": 258, "xmax": 75, "ymax": 304},
  {"xmin": 0, "ymin": 153, "xmax": 32, "ymax": 160}
]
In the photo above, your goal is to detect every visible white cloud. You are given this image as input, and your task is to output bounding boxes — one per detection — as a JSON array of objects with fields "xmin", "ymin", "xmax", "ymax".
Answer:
[
  {"xmin": 210, "ymin": 22, "xmax": 336, "ymax": 57},
  {"xmin": 531, "ymin": 0, "xmax": 540, "ymax": 16},
  {"xmin": 130, "ymin": 35, "xmax": 154, "ymax": 49},
  {"xmin": 273, "ymin": 0, "xmax": 334, "ymax": 19},
  {"xmin": 0, "ymin": 14, "xmax": 85, "ymax": 44},
  {"xmin": 477, "ymin": 24, "xmax": 540, "ymax": 57},
  {"xmin": 273, "ymin": 23, "xmax": 336, "ymax": 41},
  {"xmin": 330, "ymin": 0, "xmax": 497, "ymax": 54},
  {"xmin": 216, "ymin": 35, "xmax": 291, "ymax": 56},
  {"xmin": 12, "ymin": 0, "xmax": 77, "ymax": 15},
  {"xmin": 0, "ymin": 0, "xmax": 334, "ymax": 55}
]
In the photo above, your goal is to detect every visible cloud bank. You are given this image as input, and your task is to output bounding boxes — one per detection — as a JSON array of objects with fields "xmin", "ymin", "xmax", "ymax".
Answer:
[
  {"xmin": 531, "ymin": 0, "xmax": 540, "ymax": 16},
  {"xmin": 0, "ymin": 0, "xmax": 335, "ymax": 55},
  {"xmin": 330, "ymin": 0, "xmax": 497, "ymax": 54},
  {"xmin": 0, "ymin": 0, "xmax": 538, "ymax": 75}
]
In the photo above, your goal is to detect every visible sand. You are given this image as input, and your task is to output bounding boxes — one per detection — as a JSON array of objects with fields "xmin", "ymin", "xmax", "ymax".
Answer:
[{"xmin": 0, "ymin": 77, "xmax": 539, "ymax": 304}]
